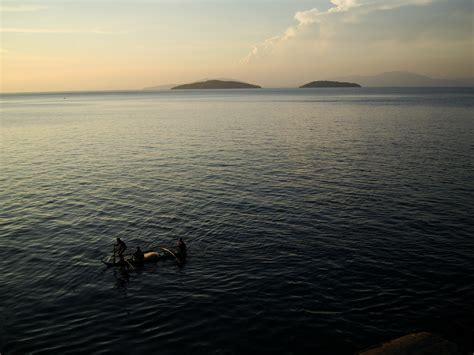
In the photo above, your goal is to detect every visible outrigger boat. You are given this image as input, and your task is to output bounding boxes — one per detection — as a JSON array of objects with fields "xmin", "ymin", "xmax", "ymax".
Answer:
[{"xmin": 102, "ymin": 247, "xmax": 186, "ymax": 268}]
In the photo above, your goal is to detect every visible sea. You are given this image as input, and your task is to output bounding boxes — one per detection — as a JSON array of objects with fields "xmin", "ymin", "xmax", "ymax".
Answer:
[{"xmin": 1, "ymin": 87, "xmax": 473, "ymax": 354}]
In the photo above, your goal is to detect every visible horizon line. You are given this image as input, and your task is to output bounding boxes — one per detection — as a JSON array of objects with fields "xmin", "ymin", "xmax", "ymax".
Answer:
[{"xmin": 2, "ymin": 85, "xmax": 474, "ymax": 95}]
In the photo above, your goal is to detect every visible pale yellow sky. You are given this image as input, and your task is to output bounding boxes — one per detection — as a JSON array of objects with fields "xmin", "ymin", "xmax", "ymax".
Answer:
[{"xmin": 1, "ymin": 0, "xmax": 473, "ymax": 92}]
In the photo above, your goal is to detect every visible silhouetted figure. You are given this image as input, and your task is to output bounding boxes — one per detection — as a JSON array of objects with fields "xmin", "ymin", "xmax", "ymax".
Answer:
[
  {"xmin": 115, "ymin": 238, "xmax": 127, "ymax": 258},
  {"xmin": 177, "ymin": 238, "xmax": 187, "ymax": 254},
  {"xmin": 132, "ymin": 246, "xmax": 144, "ymax": 266},
  {"xmin": 114, "ymin": 255, "xmax": 130, "ymax": 288},
  {"xmin": 117, "ymin": 255, "xmax": 130, "ymax": 270},
  {"xmin": 176, "ymin": 239, "xmax": 187, "ymax": 266}
]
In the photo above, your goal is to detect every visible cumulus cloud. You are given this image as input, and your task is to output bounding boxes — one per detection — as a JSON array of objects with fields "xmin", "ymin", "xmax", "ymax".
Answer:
[{"xmin": 242, "ymin": 0, "xmax": 433, "ymax": 63}]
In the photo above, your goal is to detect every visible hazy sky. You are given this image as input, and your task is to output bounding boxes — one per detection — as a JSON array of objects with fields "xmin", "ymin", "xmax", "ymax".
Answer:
[{"xmin": 1, "ymin": 0, "xmax": 473, "ymax": 92}]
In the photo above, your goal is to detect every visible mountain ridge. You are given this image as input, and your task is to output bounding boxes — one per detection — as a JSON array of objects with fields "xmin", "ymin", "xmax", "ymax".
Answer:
[{"xmin": 332, "ymin": 71, "xmax": 474, "ymax": 87}]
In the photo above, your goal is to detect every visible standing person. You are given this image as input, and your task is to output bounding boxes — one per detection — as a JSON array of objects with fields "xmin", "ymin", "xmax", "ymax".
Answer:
[
  {"xmin": 115, "ymin": 255, "xmax": 130, "ymax": 288},
  {"xmin": 177, "ymin": 238, "xmax": 187, "ymax": 254},
  {"xmin": 115, "ymin": 238, "xmax": 127, "ymax": 258}
]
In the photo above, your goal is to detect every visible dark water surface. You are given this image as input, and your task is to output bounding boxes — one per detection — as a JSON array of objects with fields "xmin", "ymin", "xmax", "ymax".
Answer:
[{"xmin": 1, "ymin": 88, "xmax": 473, "ymax": 354}]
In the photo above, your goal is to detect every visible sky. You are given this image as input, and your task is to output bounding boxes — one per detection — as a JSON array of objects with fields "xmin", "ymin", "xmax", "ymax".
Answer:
[{"xmin": 0, "ymin": 0, "xmax": 473, "ymax": 92}]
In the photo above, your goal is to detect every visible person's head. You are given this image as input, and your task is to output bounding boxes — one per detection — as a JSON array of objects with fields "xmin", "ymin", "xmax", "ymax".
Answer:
[
  {"xmin": 137, "ymin": 246, "xmax": 141, "ymax": 251},
  {"xmin": 117, "ymin": 238, "xmax": 121, "ymax": 242},
  {"xmin": 179, "ymin": 238, "xmax": 183, "ymax": 242}
]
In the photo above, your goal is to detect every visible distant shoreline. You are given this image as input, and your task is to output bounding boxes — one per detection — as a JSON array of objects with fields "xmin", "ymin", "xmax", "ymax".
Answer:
[{"xmin": 3, "ymin": 71, "xmax": 473, "ymax": 94}]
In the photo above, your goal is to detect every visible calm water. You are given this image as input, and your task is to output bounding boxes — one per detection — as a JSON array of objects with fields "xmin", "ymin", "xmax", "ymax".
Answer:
[{"xmin": 1, "ymin": 88, "xmax": 473, "ymax": 354}]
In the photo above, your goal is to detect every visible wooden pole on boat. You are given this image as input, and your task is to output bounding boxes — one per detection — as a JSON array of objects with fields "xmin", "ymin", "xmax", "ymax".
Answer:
[
  {"xmin": 161, "ymin": 247, "xmax": 181, "ymax": 265},
  {"xmin": 113, "ymin": 244, "xmax": 116, "ymax": 264}
]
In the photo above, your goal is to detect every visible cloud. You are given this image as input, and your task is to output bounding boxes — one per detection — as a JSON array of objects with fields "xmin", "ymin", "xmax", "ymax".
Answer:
[
  {"xmin": 242, "ymin": 0, "xmax": 433, "ymax": 63},
  {"xmin": 0, "ymin": 28, "xmax": 127, "ymax": 35},
  {"xmin": 0, "ymin": 5, "xmax": 49, "ymax": 12}
]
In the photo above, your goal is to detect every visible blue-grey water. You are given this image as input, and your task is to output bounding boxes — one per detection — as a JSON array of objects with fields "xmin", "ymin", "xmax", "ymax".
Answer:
[{"xmin": 1, "ymin": 88, "xmax": 473, "ymax": 354}]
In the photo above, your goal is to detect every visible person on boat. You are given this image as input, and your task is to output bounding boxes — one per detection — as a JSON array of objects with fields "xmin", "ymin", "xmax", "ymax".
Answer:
[
  {"xmin": 115, "ymin": 256, "xmax": 130, "ymax": 288},
  {"xmin": 177, "ymin": 238, "xmax": 187, "ymax": 255},
  {"xmin": 132, "ymin": 246, "xmax": 145, "ymax": 265},
  {"xmin": 115, "ymin": 238, "xmax": 127, "ymax": 257},
  {"xmin": 117, "ymin": 255, "xmax": 130, "ymax": 270}
]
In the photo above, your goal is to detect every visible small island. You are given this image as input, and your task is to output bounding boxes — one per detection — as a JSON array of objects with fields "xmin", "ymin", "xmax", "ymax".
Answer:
[
  {"xmin": 171, "ymin": 80, "xmax": 261, "ymax": 90},
  {"xmin": 300, "ymin": 80, "xmax": 361, "ymax": 88}
]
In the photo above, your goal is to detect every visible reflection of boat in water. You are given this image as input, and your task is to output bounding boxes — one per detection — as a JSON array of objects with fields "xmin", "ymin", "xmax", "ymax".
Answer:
[{"xmin": 102, "ymin": 247, "xmax": 186, "ymax": 268}]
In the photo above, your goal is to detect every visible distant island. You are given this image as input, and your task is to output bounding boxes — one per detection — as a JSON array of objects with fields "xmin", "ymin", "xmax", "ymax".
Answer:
[
  {"xmin": 171, "ymin": 80, "xmax": 261, "ymax": 90},
  {"xmin": 300, "ymin": 81, "xmax": 361, "ymax": 88},
  {"xmin": 142, "ymin": 72, "xmax": 474, "ymax": 91}
]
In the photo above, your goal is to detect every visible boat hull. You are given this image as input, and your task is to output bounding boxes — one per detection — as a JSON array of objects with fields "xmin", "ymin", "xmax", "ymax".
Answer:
[{"xmin": 102, "ymin": 249, "xmax": 182, "ymax": 267}]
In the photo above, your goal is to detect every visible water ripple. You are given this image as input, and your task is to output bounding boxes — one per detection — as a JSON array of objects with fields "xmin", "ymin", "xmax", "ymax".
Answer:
[{"xmin": 1, "ymin": 89, "xmax": 473, "ymax": 354}]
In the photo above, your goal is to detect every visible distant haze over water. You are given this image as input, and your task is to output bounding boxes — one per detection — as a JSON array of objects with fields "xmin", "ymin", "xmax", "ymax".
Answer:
[
  {"xmin": 333, "ymin": 72, "xmax": 474, "ymax": 87},
  {"xmin": 1, "ymin": 88, "xmax": 473, "ymax": 354}
]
